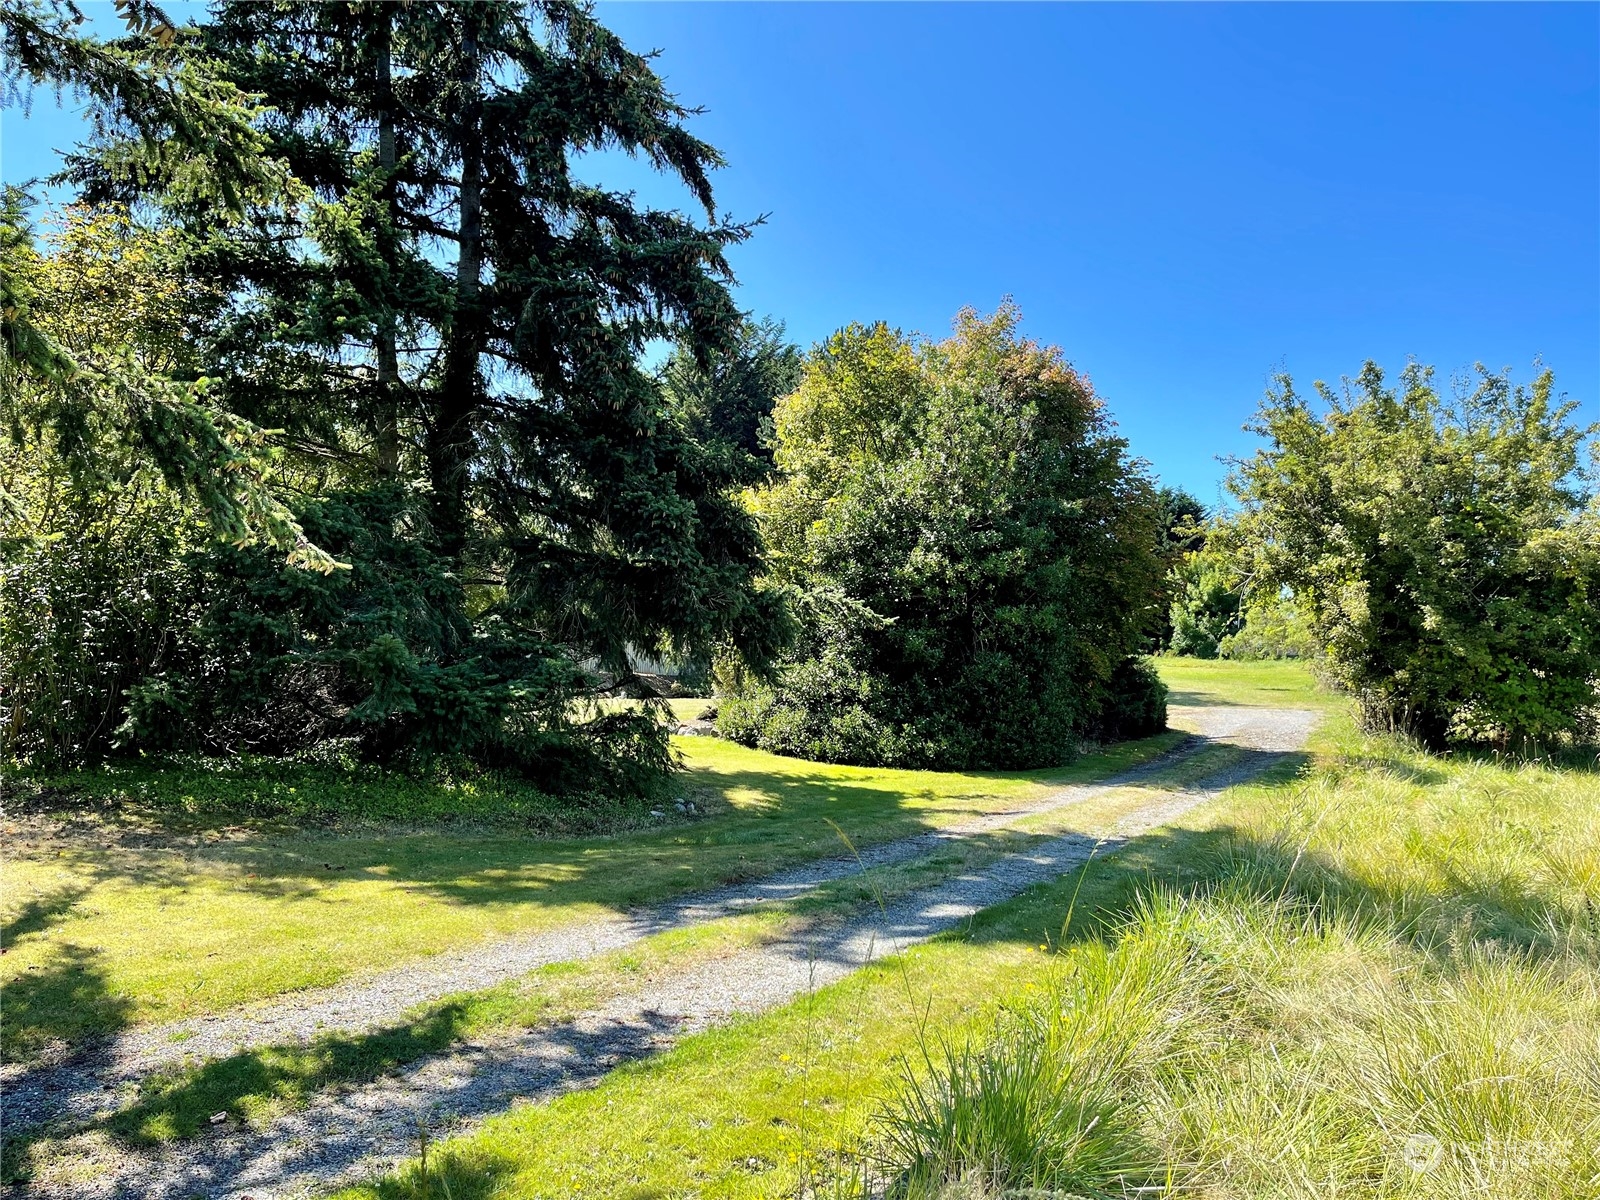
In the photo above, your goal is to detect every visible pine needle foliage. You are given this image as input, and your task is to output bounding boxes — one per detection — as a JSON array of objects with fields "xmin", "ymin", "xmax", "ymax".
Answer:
[{"xmin": 5, "ymin": 2, "xmax": 790, "ymax": 789}]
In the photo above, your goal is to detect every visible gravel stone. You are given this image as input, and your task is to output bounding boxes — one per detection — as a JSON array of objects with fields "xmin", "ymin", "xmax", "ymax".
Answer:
[{"xmin": 3, "ymin": 706, "xmax": 1317, "ymax": 1199}]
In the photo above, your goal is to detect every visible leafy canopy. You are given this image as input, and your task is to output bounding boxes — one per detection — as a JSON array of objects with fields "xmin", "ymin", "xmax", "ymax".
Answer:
[
  {"xmin": 1227, "ymin": 360, "xmax": 1599, "ymax": 748},
  {"xmin": 1166, "ymin": 548, "xmax": 1243, "ymax": 660},
  {"xmin": 720, "ymin": 305, "xmax": 1168, "ymax": 770},
  {"xmin": 1, "ymin": 1, "xmax": 323, "ymax": 565},
  {"xmin": 1, "ymin": 207, "xmax": 222, "ymax": 765}
]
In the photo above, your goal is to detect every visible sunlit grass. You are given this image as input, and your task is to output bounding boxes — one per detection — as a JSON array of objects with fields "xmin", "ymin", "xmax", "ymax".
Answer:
[
  {"xmin": 30, "ymin": 661, "xmax": 1587, "ymax": 1199},
  {"xmin": 1157, "ymin": 655, "xmax": 1339, "ymax": 709},
  {"xmin": 11, "ymin": 738, "xmax": 1275, "ymax": 1189},
  {"xmin": 1, "ymin": 726, "xmax": 1185, "ymax": 1060},
  {"xmin": 865, "ymin": 722, "xmax": 1600, "ymax": 1200},
  {"xmin": 594, "ymin": 696, "xmax": 712, "ymax": 723},
  {"xmin": 323, "ymin": 674, "xmax": 1598, "ymax": 1200}
]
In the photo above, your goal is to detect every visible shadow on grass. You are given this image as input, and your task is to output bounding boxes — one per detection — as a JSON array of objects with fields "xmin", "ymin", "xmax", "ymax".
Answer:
[
  {"xmin": 14, "ymin": 731, "xmax": 1189, "ymax": 899},
  {"xmin": 1341, "ymin": 753, "xmax": 1451, "ymax": 786},
  {"xmin": 1165, "ymin": 681, "xmax": 1330, "ymax": 708},
  {"xmin": 0, "ymin": 730, "xmax": 1195, "ymax": 1063},
  {"xmin": 1, "ymin": 743, "xmax": 1277, "ymax": 1166},
  {"xmin": 0, "ymin": 885, "xmax": 127, "ymax": 1062},
  {"xmin": 8, "ymin": 726, "xmax": 1595, "ymax": 1196},
  {"xmin": 0, "ymin": 1001, "xmax": 483, "ymax": 1183},
  {"xmin": 3, "ymin": 999, "xmax": 687, "ymax": 1192},
  {"xmin": 1, "ymin": 940, "xmax": 132, "ymax": 1068},
  {"xmin": 1486, "ymin": 742, "xmax": 1600, "ymax": 775},
  {"xmin": 290, "ymin": 736, "xmax": 1600, "ymax": 1200},
  {"xmin": 1164, "ymin": 688, "xmax": 1254, "ymax": 708},
  {"xmin": 1108, "ymin": 828, "xmax": 1580, "ymax": 961},
  {"xmin": 112, "ymin": 1002, "xmax": 479, "ymax": 1145},
  {"xmin": 1342, "ymin": 740, "xmax": 1599, "ymax": 786},
  {"xmin": 2, "ymin": 883, "xmax": 92, "ymax": 947},
  {"xmin": 364, "ymin": 1145, "xmax": 521, "ymax": 1200},
  {"xmin": 961, "ymin": 765, "xmax": 1594, "ymax": 968}
]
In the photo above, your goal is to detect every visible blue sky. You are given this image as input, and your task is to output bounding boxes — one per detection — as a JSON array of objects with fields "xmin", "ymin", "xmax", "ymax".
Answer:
[{"xmin": 6, "ymin": 1, "xmax": 1596, "ymax": 505}]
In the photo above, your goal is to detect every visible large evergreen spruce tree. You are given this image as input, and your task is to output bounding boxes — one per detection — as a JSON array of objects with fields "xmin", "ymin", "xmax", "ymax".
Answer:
[{"xmin": 49, "ymin": 1, "xmax": 788, "ymax": 785}]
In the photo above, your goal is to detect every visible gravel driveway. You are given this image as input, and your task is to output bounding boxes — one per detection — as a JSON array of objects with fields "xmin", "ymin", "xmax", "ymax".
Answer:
[{"xmin": 5, "ymin": 705, "xmax": 1317, "ymax": 1199}]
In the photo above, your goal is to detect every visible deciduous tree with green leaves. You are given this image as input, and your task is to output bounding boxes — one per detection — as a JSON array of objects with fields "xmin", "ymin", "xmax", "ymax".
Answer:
[
  {"xmin": 1146, "ymin": 485, "xmax": 1210, "ymax": 651},
  {"xmin": 1166, "ymin": 548, "xmax": 1243, "ymax": 659},
  {"xmin": 1227, "ymin": 361, "xmax": 1599, "ymax": 749},
  {"xmin": 719, "ymin": 305, "xmax": 1168, "ymax": 770},
  {"xmin": 1, "ymin": 0, "xmax": 321, "ymax": 565},
  {"xmin": 1, "ymin": 207, "xmax": 221, "ymax": 763}
]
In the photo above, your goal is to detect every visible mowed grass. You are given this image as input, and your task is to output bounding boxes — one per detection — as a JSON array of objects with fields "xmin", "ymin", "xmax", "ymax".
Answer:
[
  {"xmin": 5, "ymin": 734, "xmax": 1268, "ymax": 1185},
  {"xmin": 597, "ymin": 696, "xmax": 713, "ymax": 722},
  {"xmin": 1156, "ymin": 655, "xmax": 1341, "ymax": 710},
  {"xmin": 1, "ymin": 723, "xmax": 1184, "ymax": 1062},
  {"xmin": 5, "ymin": 912, "xmax": 790, "ymax": 1181},
  {"xmin": 322, "ymin": 672, "xmax": 1599, "ymax": 1200}
]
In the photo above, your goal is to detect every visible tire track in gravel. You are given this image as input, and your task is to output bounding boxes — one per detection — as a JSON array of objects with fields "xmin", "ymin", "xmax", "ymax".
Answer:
[
  {"xmin": 8, "ymin": 707, "xmax": 1317, "ymax": 1199},
  {"xmin": 1, "ymin": 705, "xmax": 1291, "ymax": 1136}
]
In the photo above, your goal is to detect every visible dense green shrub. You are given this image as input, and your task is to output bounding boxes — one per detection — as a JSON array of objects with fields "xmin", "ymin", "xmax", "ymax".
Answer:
[
  {"xmin": 1166, "ymin": 551, "xmax": 1243, "ymax": 659},
  {"xmin": 1218, "ymin": 591, "xmax": 1315, "ymax": 661},
  {"xmin": 1147, "ymin": 486, "xmax": 1209, "ymax": 652},
  {"xmin": 1, "ymin": 209, "xmax": 223, "ymax": 766},
  {"xmin": 171, "ymin": 487, "xmax": 674, "ymax": 796},
  {"xmin": 0, "ymin": 470, "xmax": 204, "ymax": 766},
  {"xmin": 2, "ymin": 477, "xmax": 672, "ymax": 797},
  {"xmin": 1088, "ymin": 658, "xmax": 1170, "ymax": 740},
  {"xmin": 1229, "ymin": 361, "xmax": 1600, "ymax": 748},
  {"xmin": 13, "ymin": 753, "xmax": 652, "ymax": 833},
  {"xmin": 719, "ymin": 306, "xmax": 1168, "ymax": 769},
  {"xmin": 1159, "ymin": 514, "xmax": 1311, "ymax": 663}
]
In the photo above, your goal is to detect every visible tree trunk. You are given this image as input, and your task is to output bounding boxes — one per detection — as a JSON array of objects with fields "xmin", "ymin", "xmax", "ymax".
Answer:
[
  {"xmin": 374, "ymin": 7, "xmax": 401, "ymax": 477},
  {"xmin": 430, "ymin": 6, "xmax": 484, "ymax": 559}
]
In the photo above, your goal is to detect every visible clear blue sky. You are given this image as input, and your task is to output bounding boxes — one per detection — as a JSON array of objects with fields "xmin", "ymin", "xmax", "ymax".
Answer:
[{"xmin": 6, "ymin": 2, "xmax": 1596, "ymax": 505}]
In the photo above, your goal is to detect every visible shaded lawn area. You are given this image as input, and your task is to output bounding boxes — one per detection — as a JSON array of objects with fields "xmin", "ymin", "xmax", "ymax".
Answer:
[
  {"xmin": 2, "ymin": 722, "xmax": 1192, "ymax": 1063},
  {"xmin": 323, "ymin": 711, "xmax": 1599, "ymax": 1200}
]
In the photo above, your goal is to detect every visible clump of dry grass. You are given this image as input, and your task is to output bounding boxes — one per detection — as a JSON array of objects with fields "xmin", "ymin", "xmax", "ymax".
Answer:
[{"xmin": 871, "ymin": 729, "xmax": 1600, "ymax": 1199}]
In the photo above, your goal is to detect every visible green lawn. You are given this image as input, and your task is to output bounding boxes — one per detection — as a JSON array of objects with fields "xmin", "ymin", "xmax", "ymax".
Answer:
[
  {"xmin": 1155, "ymin": 655, "xmax": 1341, "ymax": 709},
  {"xmin": 597, "ymin": 696, "xmax": 714, "ymax": 723},
  {"xmin": 13, "ymin": 661, "xmax": 1594, "ymax": 1197},
  {"xmin": 5, "ymin": 734, "xmax": 1275, "ymax": 1186},
  {"xmin": 300, "ymin": 667, "xmax": 1593, "ymax": 1200},
  {"xmin": 3, "ymin": 719, "xmax": 1187, "ymax": 1063}
]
